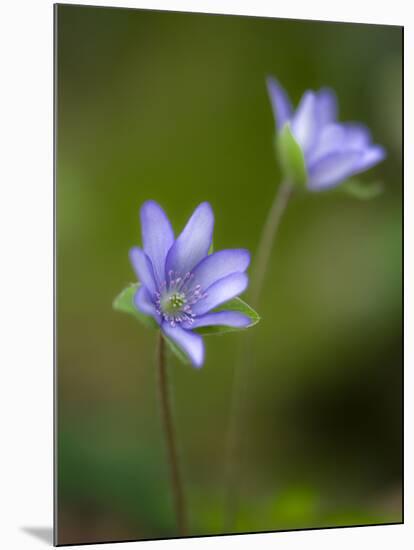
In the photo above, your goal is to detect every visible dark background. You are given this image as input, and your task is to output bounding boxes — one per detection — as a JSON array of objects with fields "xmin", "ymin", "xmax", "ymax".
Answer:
[{"xmin": 56, "ymin": 4, "xmax": 402, "ymax": 545}]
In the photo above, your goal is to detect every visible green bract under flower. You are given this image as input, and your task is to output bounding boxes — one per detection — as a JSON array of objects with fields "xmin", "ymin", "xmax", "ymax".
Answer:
[{"xmin": 277, "ymin": 123, "xmax": 307, "ymax": 188}]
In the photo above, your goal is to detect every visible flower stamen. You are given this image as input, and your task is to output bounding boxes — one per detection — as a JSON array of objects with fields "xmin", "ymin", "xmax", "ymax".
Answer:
[{"xmin": 155, "ymin": 271, "xmax": 207, "ymax": 327}]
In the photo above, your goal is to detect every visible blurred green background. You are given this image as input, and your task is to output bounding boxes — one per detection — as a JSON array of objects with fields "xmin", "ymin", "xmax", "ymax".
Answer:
[{"xmin": 56, "ymin": 4, "xmax": 402, "ymax": 545}]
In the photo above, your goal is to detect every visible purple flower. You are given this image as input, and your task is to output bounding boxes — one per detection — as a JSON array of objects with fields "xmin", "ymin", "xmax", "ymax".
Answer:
[
  {"xmin": 129, "ymin": 200, "xmax": 252, "ymax": 367},
  {"xmin": 267, "ymin": 77, "xmax": 386, "ymax": 191}
]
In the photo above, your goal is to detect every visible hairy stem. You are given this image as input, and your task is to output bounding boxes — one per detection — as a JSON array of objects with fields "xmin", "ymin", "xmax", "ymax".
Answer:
[
  {"xmin": 223, "ymin": 181, "xmax": 293, "ymax": 531},
  {"xmin": 157, "ymin": 332, "xmax": 187, "ymax": 536}
]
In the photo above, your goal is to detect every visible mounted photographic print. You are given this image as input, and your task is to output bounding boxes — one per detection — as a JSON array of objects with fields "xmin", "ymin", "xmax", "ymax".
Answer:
[{"xmin": 54, "ymin": 3, "xmax": 403, "ymax": 546}]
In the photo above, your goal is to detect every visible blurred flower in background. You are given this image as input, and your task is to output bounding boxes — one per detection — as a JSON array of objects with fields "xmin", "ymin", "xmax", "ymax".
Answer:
[{"xmin": 267, "ymin": 77, "xmax": 386, "ymax": 190}]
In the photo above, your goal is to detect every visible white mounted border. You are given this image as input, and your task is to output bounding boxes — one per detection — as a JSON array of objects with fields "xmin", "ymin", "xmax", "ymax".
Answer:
[{"xmin": 0, "ymin": 1, "xmax": 410, "ymax": 549}]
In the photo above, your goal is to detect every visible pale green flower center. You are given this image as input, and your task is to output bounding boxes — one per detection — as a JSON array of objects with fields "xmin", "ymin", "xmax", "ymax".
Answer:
[
  {"xmin": 155, "ymin": 270, "xmax": 208, "ymax": 328},
  {"xmin": 161, "ymin": 291, "xmax": 187, "ymax": 315}
]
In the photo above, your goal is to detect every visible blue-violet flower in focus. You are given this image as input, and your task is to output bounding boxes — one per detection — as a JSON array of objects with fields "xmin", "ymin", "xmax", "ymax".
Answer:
[
  {"xmin": 267, "ymin": 77, "xmax": 386, "ymax": 190},
  {"xmin": 130, "ymin": 201, "xmax": 251, "ymax": 367}
]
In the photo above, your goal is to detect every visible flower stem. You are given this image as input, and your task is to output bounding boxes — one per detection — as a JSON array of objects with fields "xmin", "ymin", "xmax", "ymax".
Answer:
[
  {"xmin": 157, "ymin": 331, "xmax": 187, "ymax": 536},
  {"xmin": 250, "ymin": 180, "xmax": 293, "ymax": 306},
  {"xmin": 223, "ymin": 180, "xmax": 293, "ymax": 531}
]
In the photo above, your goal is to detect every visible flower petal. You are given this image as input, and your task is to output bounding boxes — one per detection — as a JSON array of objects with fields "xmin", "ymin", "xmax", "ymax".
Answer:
[
  {"xmin": 187, "ymin": 310, "xmax": 251, "ymax": 329},
  {"xmin": 266, "ymin": 76, "xmax": 293, "ymax": 129},
  {"xmin": 191, "ymin": 249, "xmax": 250, "ymax": 291},
  {"xmin": 307, "ymin": 123, "xmax": 346, "ymax": 166},
  {"xmin": 315, "ymin": 88, "xmax": 338, "ymax": 128},
  {"xmin": 342, "ymin": 123, "xmax": 372, "ymax": 149},
  {"xmin": 165, "ymin": 202, "xmax": 214, "ymax": 277},
  {"xmin": 129, "ymin": 247, "xmax": 157, "ymax": 295},
  {"xmin": 140, "ymin": 200, "xmax": 174, "ymax": 287},
  {"xmin": 308, "ymin": 151, "xmax": 363, "ymax": 190},
  {"xmin": 352, "ymin": 145, "xmax": 386, "ymax": 173},
  {"xmin": 134, "ymin": 286, "xmax": 160, "ymax": 323},
  {"xmin": 191, "ymin": 272, "xmax": 248, "ymax": 316},
  {"xmin": 291, "ymin": 91, "xmax": 318, "ymax": 155},
  {"xmin": 162, "ymin": 323, "xmax": 205, "ymax": 368}
]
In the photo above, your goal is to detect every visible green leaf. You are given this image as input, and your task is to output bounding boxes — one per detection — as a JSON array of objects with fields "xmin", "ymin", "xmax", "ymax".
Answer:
[
  {"xmin": 112, "ymin": 283, "xmax": 158, "ymax": 329},
  {"xmin": 276, "ymin": 123, "xmax": 307, "ymax": 187},
  {"xmin": 194, "ymin": 297, "xmax": 261, "ymax": 335},
  {"xmin": 339, "ymin": 178, "xmax": 384, "ymax": 200}
]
